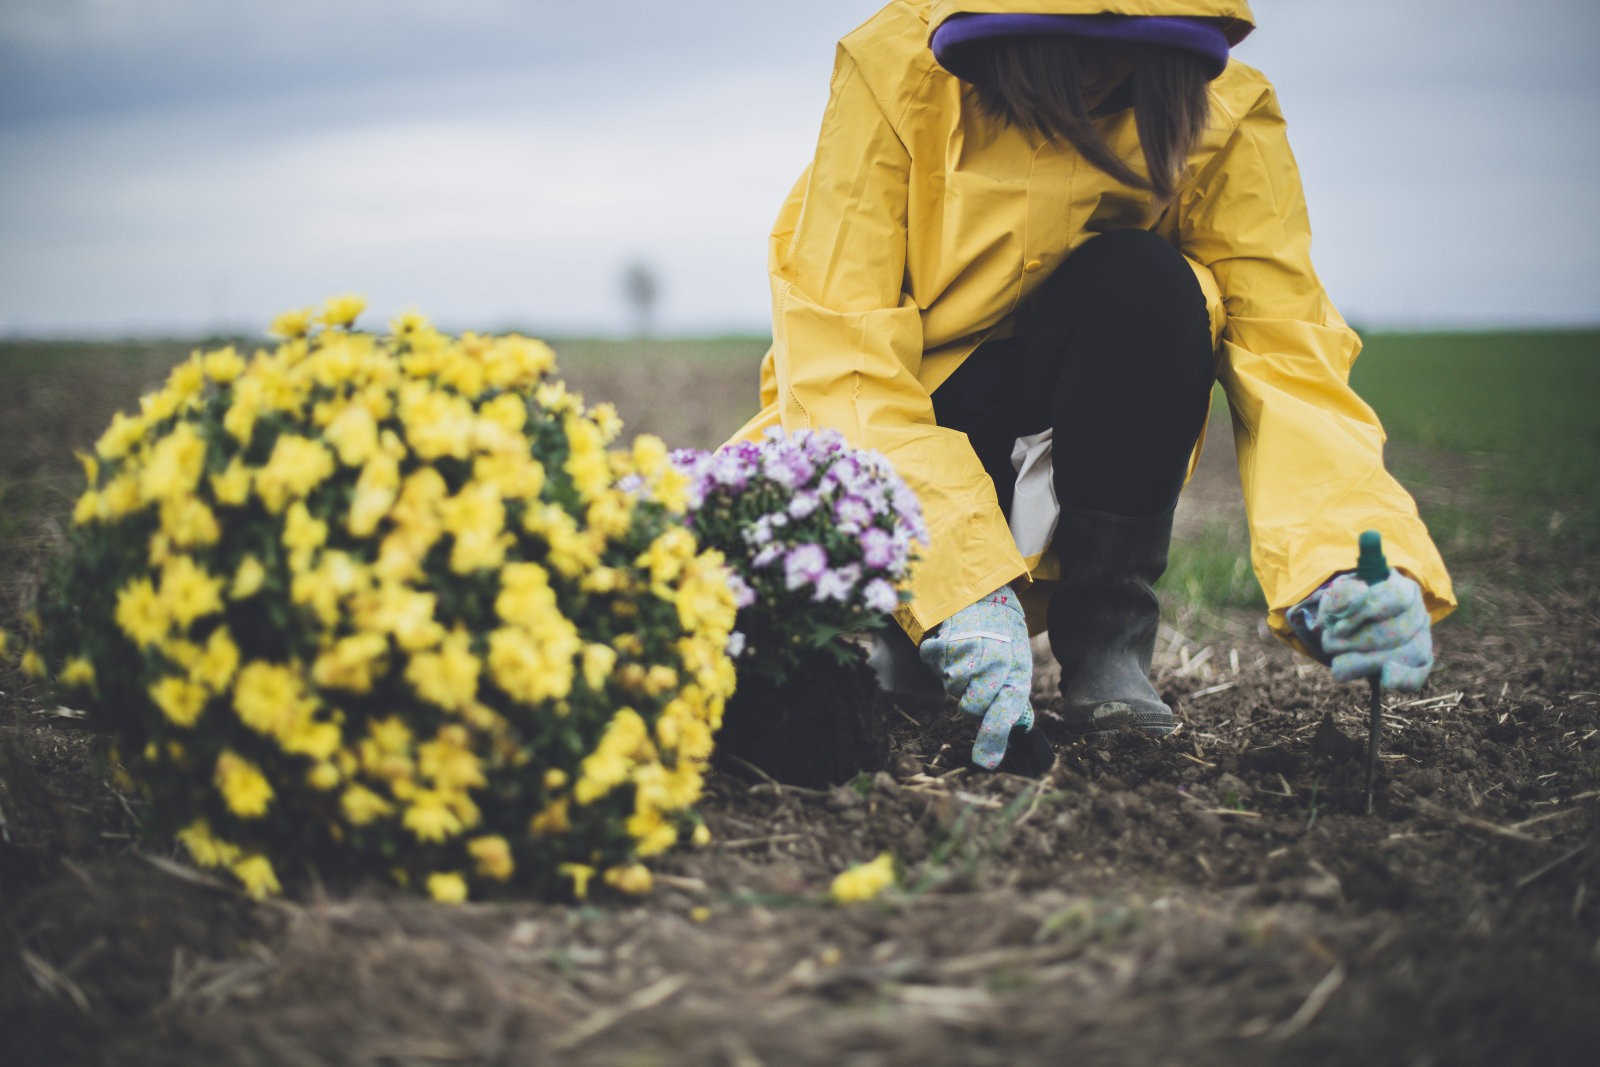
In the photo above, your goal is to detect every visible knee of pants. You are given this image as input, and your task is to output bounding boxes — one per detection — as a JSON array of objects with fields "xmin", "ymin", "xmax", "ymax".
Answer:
[{"xmin": 1022, "ymin": 229, "xmax": 1214, "ymax": 371}]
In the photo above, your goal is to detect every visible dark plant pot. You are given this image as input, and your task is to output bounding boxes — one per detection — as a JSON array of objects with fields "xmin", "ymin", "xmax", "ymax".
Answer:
[{"xmin": 714, "ymin": 649, "xmax": 891, "ymax": 789}]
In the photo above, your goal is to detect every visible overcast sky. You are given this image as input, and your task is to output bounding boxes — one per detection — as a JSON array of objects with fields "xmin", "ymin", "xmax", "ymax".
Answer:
[{"xmin": 2, "ymin": 0, "xmax": 1596, "ymax": 337}]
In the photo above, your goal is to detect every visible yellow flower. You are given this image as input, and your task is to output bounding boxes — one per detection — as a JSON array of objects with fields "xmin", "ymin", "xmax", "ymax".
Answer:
[
  {"xmin": 20, "ymin": 649, "xmax": 46, "ymax": 678},
  {"xmin": 160, "ymin": 556, "xmax": 225, "ymax": 629},
  {"xmin": 581, "ymin": 644, "xmax": 617, "ymax": 693},
  {"xmin": 96, "ymin": 473, "xmax": 141, "ymax": 521},
  {"xmin": 270, "ymin": 306, "xmax": 314, "ymax": 338},
  {"xmin": 231, "ymin": 555, "xmax": 267, "ymax": 599},
  {"xmin": 215, "ymin": 750, "xmax": 274, "ymax": 818},
  {"xmin": 426, "ymin": 871, "xmax": 468, "ymax": 904},
  {"xmin": 417, "ymin": 731, "xmax": 486, "ymax": 794},
  {"xmin": 312, "ymin": 632, "xmax": 388, "ymax": 694},
  {"xmin": 222, "ymin": 376, "xmax": 264, "ymax": 445},
  {"xmin": 347, "ymin": 464, "xmax": 400, "ymax": 539},
  {"xmin": 75, "ymin": 449, "xmax": 99, "ymax": 489},
  {"xmin": 115, "ymin": 577, "xmax": 168, "ymax": 647},
  {"xmin": 232, "ymin": 854, "xmax": 281, "ymax": 899},
  {"xmin": 467, "ymin": 835, "xmax": 514, "ymax": 882},
  {"xmin": 233, "ymin": 660, "xmax": 314, "ymax": 740},
  {"xmin": 391, "ymin": 309, "xmax": 430, "ymax": 336},
  {"xmin": 192, "ymin": 627, "xmax": 240, "ymax": 692},
  {"xmin": 284, "ymin": 718, "xmax": 341, "ymax": 760},
  {"xmin": 487, "ymin": 624, "xmax": 577, "ymax": 706},
  {"xmin": 627, "ymin": 807, "xmax": 678, "ymax": 856},
  {"xmin": 150, "ymin": 675, "xmax": 208, "ymax": 726},
  {"xmin": 403, "ymin": 792, "xmax": 463, "ymax": 842},
  {"xmin": 559, "ymin": 862, "xmax": 596, "ymax": 901},
  {"xmin": 632, "ymin": 434, "xmax": 669, "ymax": 479},
  {"xmin": 255, "ymin": 434, "xmax": 334, "ymax": 513},
  {"xmin": 158, "ymin": 496, "xmax": 220, "ymax": 548},
  {"xmin": 163, "ymin": 356, "xmax": 207, "ymax": 405},
  {"xmin": 574, "ymin": 708, "xmax": 650, "ymax": 805},
  {"xmin": 604, "ymin": 864, "xmax": 653, "ymax": 895},
  {"xmin": 0, "ymin": 628, "xmax": 7, "ymax": 658},
  {"xmin": 440, "ymin": 482, "xmax": 510, "ymax": 574},
  {"xmin": 73, "ymin": 490, "xmax": 100, "ymax": 526},
  {"xmin": 340, "ymin": 784, "xmax": 394, "ymax": 825},
  {"xmin": 527, "ymin": 797, "xmax": 571, "ymax": 836},
  {"xmin": 324, "ymin": 403, "xmax": 378, "ymax": 466},
  {"xmin": 95, "ymin": 410, "xmax": 146, "ymax": 461},
  {"xmin": 211, "ymin": 459, "xmax": 253, "ymax": 506},
  {"xmin": 472, "ymin": 451, "xmax": 544, "ymax": 501},
  {"xmin": 404, "ymin": 628, "xmax": 480, "ymax": 711},
  {"xmin": 691, "ymin": 822, "xmax": 712, "ymax": 847},
  {"xmin": 177, "ymin": 819, "xmax": 232, "ymax": 868},
  {"xmin": 830, "ymin": 854, "xmax": 896, "ymax": 904},
  {"xmin": 398, "ymin": 383, "xmax": 475, "ymax": 461},
  {"xmin": 563, "ymin": 416, "xmax": 610, "ymax": 501},
  {"xmin": 282, "ymin": 501, "xmax": 328, "ymax": 560},
  {"xmin": 203, "ymin": 346, "xmax": 246, "ymax": 383},
  {"xmin": 590, "ymin": 402, "xmax": 623, "ymax": 443},
  {"xmin": 139, "ymin": 423, "xmax": 208, "ymax": 503},
  {"xmin": 585, "ymin": 490, "xmax": 634, "ymax": 539},
  {"xmin": 321, "ymin": 293, "xmax": 366, "ymax": 329},
  {"xmin": 354, "ymin": 582, "xmax": 443, "ymax": 652},
  {"xmin": 306, "ymin": 761, "xmax": 341, "ymax": 791}
]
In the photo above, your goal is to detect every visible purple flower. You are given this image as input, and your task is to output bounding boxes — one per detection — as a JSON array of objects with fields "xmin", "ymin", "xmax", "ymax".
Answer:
[
  {"xmin": 743, "ymin": 519, "xmax": 773, "ymax": 547},
  {"xmin": 834, "ymin": 495, "xmax": 871, "ymax": 532},
  {"xmin": 862, "ymin": 578, "xmax": 900, "ymax": 615},
  {"xmin": 783, "ymin": 544, "xmax": 827, "ymax": 590},
  {"xmin": 752, "ymin": 543, "xmax": 783, "ymax": 568},
  {"xmin": 813, "ymin": 567, "xmax": 855, "ymax": 603},
  {"xmin": 725, "ymin": 573, "xmax": 756, "ymax": 609},
  {"xmin": 859, "ymin": 527, "xmax": 896, "ymax": 570},
  {"xmin": 726, "ymin": 631, "xmax": 747, "ymax": 658},
  {"xmin": 711, "ymin": 449, "xmax": 754, "ymax": 490},
  {"xmin": 788, "ymin": 491, "xmax": 821, "ymax": 519}
]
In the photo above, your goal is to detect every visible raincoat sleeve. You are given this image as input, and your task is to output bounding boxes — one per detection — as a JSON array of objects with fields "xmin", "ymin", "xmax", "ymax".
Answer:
[
  {"xmin": 769, "ymin": 46, "xmax": 1026, "ymax": 641},
  {"xmin": 1176, "ymin": 81, "xmax": 1455, "ymax": 653}
]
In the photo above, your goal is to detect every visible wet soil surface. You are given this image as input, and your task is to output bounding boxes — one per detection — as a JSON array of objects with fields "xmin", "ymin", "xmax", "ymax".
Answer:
[{"xmin": 2, "ymin": 407, "xmax": 1597, "ymax": 1064}]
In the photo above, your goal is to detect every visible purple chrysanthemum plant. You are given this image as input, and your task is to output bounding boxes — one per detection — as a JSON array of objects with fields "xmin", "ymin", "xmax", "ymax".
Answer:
[{"xmin": 670, "ymin": 427, "xmax": 926, "ymax": 686}]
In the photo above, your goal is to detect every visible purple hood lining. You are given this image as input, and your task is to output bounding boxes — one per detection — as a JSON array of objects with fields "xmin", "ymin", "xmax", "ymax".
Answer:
[{"xmin": 932, "ymin": 14, "xmax": 1231, "ymax": 81}]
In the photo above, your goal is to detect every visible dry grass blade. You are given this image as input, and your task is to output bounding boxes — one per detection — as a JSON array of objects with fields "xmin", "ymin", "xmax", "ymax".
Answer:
[
  {"xmin": 138, "ymin": 851, "xmax": 234, "ymax": 892},
  {"xmin": 1271, "ymin": 964, "xmax": 1346, "ymax": 1041},
  {"xmin": 22, "ymin": 949, "xmax": 91, "ymax": 1013},
  {"xmin": 1415, "ymin": 799, "xmax": 1554, "ymax": 846},
  {"xmin": 549, "ymin": 974, "xmax": 688, "ymax": 1051},
  {"xmin": 1515, "ymin": 843, "xmax": 1591, "ymax": 890}
]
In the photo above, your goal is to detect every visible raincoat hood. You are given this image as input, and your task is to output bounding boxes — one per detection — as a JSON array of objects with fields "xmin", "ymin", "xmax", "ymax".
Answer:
[{"xmin": 928, "ymin": 1, "xmax": 1255, "ymax": 46}]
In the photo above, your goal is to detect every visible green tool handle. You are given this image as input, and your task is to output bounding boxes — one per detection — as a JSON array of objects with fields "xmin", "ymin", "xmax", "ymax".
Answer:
[
  {"xmin": 1359, "ymin": 530, "xmax": 1388, "ymax": 814},
  {"xmin": 1356, "ymin": 529, "xmax": 1390, "ymax": 585}
]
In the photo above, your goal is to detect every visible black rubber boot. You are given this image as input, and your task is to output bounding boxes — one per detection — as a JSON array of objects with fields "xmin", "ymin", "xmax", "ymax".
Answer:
[{"xmin": 1049, "ymin": 507, "xmax": 1176, "ymax": 734}]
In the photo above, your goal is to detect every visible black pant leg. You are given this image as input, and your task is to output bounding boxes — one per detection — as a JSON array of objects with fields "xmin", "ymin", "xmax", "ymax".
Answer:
[{"xmin": 1020, "ymin": 229, "xmax": 1216, "ymax": 517}]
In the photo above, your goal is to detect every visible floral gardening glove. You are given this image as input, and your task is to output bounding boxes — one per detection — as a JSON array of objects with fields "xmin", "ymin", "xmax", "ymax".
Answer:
[
  {"xmin": 1311, "ymin": 572, "xmax": 1434, "ymax": 692},
  {"xmin": 918, "ymin": 585, "xmax": 1047, "ymax": 772}
]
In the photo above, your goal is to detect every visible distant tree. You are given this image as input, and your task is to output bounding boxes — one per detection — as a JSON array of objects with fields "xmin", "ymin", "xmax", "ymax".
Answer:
[{"xmin": 621, "ymin": 260, "xmax": 661, "ymax": 338}]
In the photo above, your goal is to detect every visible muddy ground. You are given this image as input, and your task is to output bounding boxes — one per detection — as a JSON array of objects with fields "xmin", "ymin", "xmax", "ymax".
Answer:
[{"xmin": 1, "ymin": 350, "xmax": 1597, "ymax": 1065}]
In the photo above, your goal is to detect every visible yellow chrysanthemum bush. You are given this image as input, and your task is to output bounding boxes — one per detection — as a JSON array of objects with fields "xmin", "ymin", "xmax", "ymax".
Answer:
[{"xmin": 26, "ymin": 297, "xmax": 737, "ymax": 901}]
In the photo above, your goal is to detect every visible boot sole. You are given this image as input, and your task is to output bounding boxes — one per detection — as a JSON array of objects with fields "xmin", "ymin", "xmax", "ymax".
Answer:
[{"xmin": 1064, "ymin": 700, "xmax": 1176, "ymax": 737}]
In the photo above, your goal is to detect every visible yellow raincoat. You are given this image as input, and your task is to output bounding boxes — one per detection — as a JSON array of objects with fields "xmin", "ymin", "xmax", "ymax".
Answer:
[{"xmin": 730, "ymin": 0, "xmax": 1455, "ymax": 649}]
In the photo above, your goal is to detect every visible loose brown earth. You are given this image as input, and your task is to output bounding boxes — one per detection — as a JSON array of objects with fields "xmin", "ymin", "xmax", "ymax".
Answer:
[{"xmin": 1, "ymin": 348, "xmax": 1596, "ymax": 1065}]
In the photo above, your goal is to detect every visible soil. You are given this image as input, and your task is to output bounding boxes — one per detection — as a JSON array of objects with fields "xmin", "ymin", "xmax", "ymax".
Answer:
[{"xmin": 3, "ymin": 409, "xmax": 1597, "ymax": 1065}]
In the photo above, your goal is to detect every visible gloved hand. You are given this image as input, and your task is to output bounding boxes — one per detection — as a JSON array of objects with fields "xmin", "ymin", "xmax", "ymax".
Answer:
[
  {"xmin": 1315, "ymin": 571, "xmax": 1434, "ymax": 692},
  {"xmin": 918, "ymin": 585, "xmax": 1048, "ymax": 772}
]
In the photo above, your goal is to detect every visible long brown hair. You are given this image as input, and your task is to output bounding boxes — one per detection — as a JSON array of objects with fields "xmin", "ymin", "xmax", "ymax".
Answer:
[{"xmin": 964, "ymin": 37, "xmax": 1212, "ymax": 200}]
